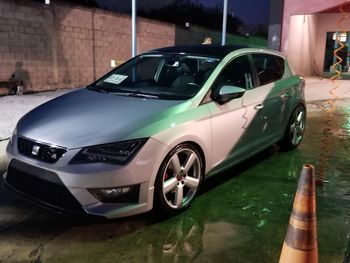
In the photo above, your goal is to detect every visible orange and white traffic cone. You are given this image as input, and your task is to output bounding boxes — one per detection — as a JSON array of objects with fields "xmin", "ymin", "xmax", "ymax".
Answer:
[{"xmin": 279, "ymin": 164, "xmax": 318, "ymax": 263}]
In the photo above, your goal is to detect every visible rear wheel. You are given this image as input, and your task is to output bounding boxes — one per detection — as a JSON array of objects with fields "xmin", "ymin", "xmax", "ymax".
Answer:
[
  {"xmin": 279, "ymin": 104, "xmax": 306, "ymax": 150},
  {"xmin": 155, "ymin": 143, "xmax": 203, "ymax": 214}
]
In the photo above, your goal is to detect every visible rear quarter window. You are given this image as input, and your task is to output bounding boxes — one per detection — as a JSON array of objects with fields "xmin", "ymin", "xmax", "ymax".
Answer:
[{"xmin": 251, "ymin": 54, "xmax": 285, "ymax": 86}]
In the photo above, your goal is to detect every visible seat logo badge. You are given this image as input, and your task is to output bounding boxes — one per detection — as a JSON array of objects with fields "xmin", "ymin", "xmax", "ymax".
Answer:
[{"xmin": 31, "ymin": 145, "xmax": 40, "ymax": 156}]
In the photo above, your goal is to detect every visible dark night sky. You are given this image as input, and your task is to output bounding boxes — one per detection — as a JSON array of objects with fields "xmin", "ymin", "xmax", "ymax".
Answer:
[
  {"xmin": 200, "ymin": 0, "xmax": 271, "ymax": 25},
  {"xmin": 96, "ymin": 0, "xmax": 271, "ymax": 26}
]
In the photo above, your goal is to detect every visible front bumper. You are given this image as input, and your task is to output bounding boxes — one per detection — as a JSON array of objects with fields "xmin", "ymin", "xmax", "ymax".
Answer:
[
  {"xmin": 3, "ymin": 161, "xmax": 85, "ymax": 215},
  {"xmin": 5, "ymin": 137, "xmax": 166, "ymax": 218}
]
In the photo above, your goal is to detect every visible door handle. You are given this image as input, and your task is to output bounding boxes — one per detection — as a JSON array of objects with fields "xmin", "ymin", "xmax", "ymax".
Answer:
[
  {"xmin": 280, "ymin": 93, "xmax": 291, "ymax": 99},
  {"xmin": 254, "ymin": 104, "xmax": 264, "ymax": 110}
]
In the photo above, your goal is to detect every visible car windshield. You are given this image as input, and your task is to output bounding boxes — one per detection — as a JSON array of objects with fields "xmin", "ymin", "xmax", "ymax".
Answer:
[{"xmin": 88, "ymin": 53, "xmax": 220, "ymax": 100}]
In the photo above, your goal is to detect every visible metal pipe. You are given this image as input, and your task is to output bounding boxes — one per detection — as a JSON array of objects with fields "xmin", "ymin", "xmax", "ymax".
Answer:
[
  {"xmin": 132, "ymin": 0, "xmax": 137, "ymax": 57},
  {"xmin": 221, "ymin": 0, "xmax": 228, "ymax": 46}
]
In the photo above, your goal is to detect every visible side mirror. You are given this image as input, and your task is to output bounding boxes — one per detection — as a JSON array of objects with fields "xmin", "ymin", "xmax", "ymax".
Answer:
[{"xmin": 212, "ymin": 85, "xmax": 246, "ymax": 105}]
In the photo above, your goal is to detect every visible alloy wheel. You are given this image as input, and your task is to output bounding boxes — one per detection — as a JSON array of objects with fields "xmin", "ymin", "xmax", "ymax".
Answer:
[
  {"xmin": 161, "ymin": 148, "xmax": 201, "ymax": 209},
  {"xmin": 289, "ymin": 107, "xmax": 305, "ymax": 146}
]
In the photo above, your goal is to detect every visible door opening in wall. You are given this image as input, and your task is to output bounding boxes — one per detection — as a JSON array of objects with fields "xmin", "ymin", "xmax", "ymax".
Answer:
[{"xmin": 324, "ymin": 31, "xmax": 350, "ymax": 75}]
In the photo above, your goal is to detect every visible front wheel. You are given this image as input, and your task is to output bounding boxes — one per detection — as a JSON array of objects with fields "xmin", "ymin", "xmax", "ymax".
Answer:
[
  {"xmin": 279, "ymin": 105, "xmax": 306, "ymax": 151},
  {"xmin": 154, "ymin": 143, "xmax": 204, "ymax": 214}
]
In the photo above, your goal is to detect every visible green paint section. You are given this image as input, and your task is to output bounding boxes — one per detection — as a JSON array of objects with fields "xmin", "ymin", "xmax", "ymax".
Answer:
[
  {"xmin": 208, "ymin": 32, "xmax": 267, "ymax": 47},
  {"xmin": 0, "ymin": 110, "xmax": 349, "ymax": 262},
  {"xmin": 225, "ymin": 34, "xmax": 267, "ymax": 47}
]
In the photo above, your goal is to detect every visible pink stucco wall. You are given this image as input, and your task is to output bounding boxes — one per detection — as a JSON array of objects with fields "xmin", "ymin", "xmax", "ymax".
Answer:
[
  {"xmin": 286, "ymin": 13, "xmax": 350, "ymax": 76},
  {"xmin": 286, "ymin": 14, "xmax": 318, "ymax": 75},
  {"xmin": 281, "ymin": 0, "xmax": 344, "ymax": 54}
]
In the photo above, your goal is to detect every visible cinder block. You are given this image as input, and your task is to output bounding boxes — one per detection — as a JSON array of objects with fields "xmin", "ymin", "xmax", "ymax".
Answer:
[{"xmin": 0, "ymin": 0, "xmax": 177, "ymax": 92}]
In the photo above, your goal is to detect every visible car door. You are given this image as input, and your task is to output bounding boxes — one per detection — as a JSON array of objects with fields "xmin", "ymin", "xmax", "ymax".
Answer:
[
  {"xmin": 207, "ymin": 54, "xmax": 258, "ymax": 168},
  {"xmin": 248, "ymin": 53, "xmax": 293, "ymax": 142},
  {"xmin": 224, "ymin": 54, "xmax": 284, "ymax": 159}
]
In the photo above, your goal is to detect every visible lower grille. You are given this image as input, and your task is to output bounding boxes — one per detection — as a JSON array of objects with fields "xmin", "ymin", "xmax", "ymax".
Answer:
[{"xmin": 5, "ymin": 159, "xmax": 83, "ymax": 213}]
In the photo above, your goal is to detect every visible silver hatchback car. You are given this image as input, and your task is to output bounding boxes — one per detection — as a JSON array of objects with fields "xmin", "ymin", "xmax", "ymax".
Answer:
[{"xmin": 4, "ymin": 45, "xmax": 306, "ymax": 218}]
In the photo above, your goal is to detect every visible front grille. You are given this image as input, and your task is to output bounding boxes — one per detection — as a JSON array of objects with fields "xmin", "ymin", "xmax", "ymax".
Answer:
[
  {"xmin": 18, "ymin": 137, "xmax": 67, "ymax": 163},
  {"xmin": 5, "ymin": 159, "xmax": 83, "ymax": 212}
]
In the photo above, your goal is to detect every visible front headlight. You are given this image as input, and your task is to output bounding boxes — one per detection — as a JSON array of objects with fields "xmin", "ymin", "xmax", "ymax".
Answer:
[{"xmin": 70, "ymin": 138, "xmax": 148, "ymax": 165}]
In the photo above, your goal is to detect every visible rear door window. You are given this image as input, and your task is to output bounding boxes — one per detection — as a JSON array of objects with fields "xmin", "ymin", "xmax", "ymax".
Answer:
[{"xmin": 251, "ymin": 54, "xmax": 285, "ymax": 86}]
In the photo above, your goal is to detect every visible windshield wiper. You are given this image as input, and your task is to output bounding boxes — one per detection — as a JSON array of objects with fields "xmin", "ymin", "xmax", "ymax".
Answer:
[
  {"xmin": 127, "ymin": 93, "xmax": 159, "ymax": 99},
  {"xmin": 87, "ymin": 85, "xmax": 108, "ymax": 94},
  {"xmin": 88, "ymin": 86, "xmax": 159, "ymax": 99},
  {"xmin": 109, "ymin": 90, "xmax": 159, "ymax": 99}
]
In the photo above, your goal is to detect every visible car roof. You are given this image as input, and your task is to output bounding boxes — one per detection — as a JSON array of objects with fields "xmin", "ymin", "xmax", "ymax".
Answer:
[{"xmin": 150, "ymin": 44, "xmax": 251, "ymax": 59}]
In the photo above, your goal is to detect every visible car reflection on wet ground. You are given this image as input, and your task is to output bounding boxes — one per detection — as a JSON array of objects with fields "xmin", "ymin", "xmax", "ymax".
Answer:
[{"xmin": 0, "ymin": 108, "xmax": 350, "ymax": 263}]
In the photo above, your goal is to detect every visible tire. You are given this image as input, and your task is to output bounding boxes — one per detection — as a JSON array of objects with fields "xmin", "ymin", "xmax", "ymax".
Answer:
[
  {"xmin": 279, "ymin": 104, "xmax": 306, "ymax": 151},
  {"xmin": 154, "ymin": 143, "xmax": 204, "ymax": 214}
]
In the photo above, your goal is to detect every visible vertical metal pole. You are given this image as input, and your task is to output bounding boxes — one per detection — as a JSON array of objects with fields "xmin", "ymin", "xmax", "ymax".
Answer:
[
  {"xmin": 221, "ymin": 0, "xmax": 228, "ymax": 46},
  {"xmin": 132, "ymin": 0, "xmax": 137, "ymax": 57}
]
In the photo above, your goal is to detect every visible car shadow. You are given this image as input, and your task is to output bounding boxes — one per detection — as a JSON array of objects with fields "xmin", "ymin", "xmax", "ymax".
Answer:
[{"xmin": 199, "ymin": 145, "xmax": 278, "ymax": 195}]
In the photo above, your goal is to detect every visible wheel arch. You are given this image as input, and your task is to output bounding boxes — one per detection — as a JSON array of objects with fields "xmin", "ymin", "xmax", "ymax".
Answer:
[
  {"xmin": 152, "ymin": 140, "xmax": 207, "ymax": 213},
  {"xmin": 150, "ymin": 138, "xmax": 208, "ymax": 187},
  {"xmin": 180, "ymin": 140, "xmax": 206, "ymax": 177}
]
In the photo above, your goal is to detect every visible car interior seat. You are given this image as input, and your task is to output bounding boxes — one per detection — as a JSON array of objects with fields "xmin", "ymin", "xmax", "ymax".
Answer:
[{"xmin": 169, "ymin": 62, "xmax": 198, "ymax": 96}]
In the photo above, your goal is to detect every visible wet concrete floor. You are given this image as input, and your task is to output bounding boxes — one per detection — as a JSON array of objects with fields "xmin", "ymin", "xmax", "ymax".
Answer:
[{"xmin": 0, "ymin": 108, "xmax": 349, "ymax": 263}]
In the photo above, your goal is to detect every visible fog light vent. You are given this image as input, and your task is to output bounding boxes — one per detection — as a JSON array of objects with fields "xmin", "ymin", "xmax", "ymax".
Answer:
[{"xmin": 89, "ymin": 185, "xmax": 140, "ymax": 203}]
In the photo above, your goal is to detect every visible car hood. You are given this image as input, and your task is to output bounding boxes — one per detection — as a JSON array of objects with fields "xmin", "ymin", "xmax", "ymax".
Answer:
[{"xmin": 17, "ymin": 88, "xmax": 192, "ymax": 149}]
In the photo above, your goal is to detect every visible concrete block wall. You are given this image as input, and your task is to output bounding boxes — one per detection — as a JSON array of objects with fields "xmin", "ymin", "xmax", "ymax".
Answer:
[
  {"xmin": 0, "ymin": 0, "xmax": 175, "ymax": 92},
  {"xmin": 0, "ymin": 0, "xmax": 52, "ymax": 91}
]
